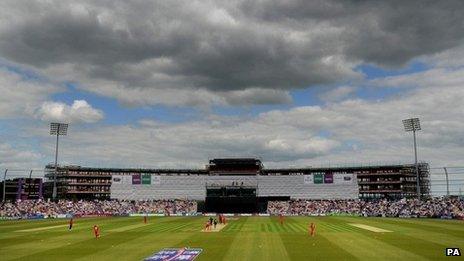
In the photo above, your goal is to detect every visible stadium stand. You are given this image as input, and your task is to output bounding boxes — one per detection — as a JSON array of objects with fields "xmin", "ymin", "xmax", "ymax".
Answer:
[
  {"xmin": 267, "ymin": 197, "xmax": 464, "ymax": 219},
  {"xmin": 0, "ymin": 199, "xmax": 197, "ymax": 218},
  {"xmin": 43, "ymin": 159, "xmax": 431, "ymax": 202},
  {"xmin": 1, "ymin": 197, "xmax": 462, "ymax": 219}
]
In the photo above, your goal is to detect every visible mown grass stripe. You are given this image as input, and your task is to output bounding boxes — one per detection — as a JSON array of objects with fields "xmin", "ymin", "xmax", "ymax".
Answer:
[
  {"xmin": 151, "ymin": 220, "xmax": 175, "ymax": 232},
  {"xmin": 3, "ymin": 216, "xmax": 463, "ymax": 261},
  {"xmin": 266, "ymin": 223, "xmax": 273, "ymax": 232},
  {"xmin": 169, "ymin": 223, "xmax": 193, "ymax": 232},
  {"xmin": 108, "ymin": 223, "xmax": 149, "ymax": 232},
  {"xmin": 137, "ymin": 218, "xmax": 195, "ymax": 233},
  {"xmin": 284, "ymin": 223, "xmax": 295, "ymax": 233},
  {"xmin": 320, "ymin": 223, "xmax": 339, "ymax": 232},
  {"xmin": 226, "ymin": 223, "xmax": 237, "ymax": 231},
  {"xmin": 296, "ymin": 223, "xmax": 307, "ymax": 233},
  {"xmin": 260, "ymin": 223, "xmax": 266, "ymax": 232},
  {"xmin": 285, "ymin": 223, "xmax": 298, "ymax": 233},
  {"xmin": 227, "ymin": 222, "xmax": 237, "ymax": 231},
  {"xmin": 292, "ymin": 222, "xmax": 308, "ymax": 233},
  {"xmin": 327, "ymin": 221, "xmax": 356, "ymax": 232},
  {"xmin": 325, "ymin": 223, "xmax": 346, "ymax": 232},
  {"xmin": 316, "ymin": 223, "xmax": 329, "ymax": 231},
  {"xmin": 272, "ymin": 222, "xmax": 280, "ymax": 232},
  {"xmin": 222, "ymin": 222, "xmax": 234, "ymax": 232},
  {"xmin": 152, "ymin": 224, "xmax": 176, "ymax": 233},
  {"xmin": 338, "ymin": 224, "xmax": 360, "ymax": 232},
  {"xmin": 272, "ymin": 222, "xmax": 282, "ymax": 233},
  {"xmin": 236, "ymin": 219, "xmax": 246, "ymax": 232}
]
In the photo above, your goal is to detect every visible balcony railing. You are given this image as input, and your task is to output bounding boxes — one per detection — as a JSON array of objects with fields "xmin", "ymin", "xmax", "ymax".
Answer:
[
  {"xmin": 357, "ymin": 180, "xmax": 402, "ymax": 185},
  {"xmin": 66, "ymin": 190, "xmax": 110, "ymax": 194},
  {"xmin": 359, "ymin": 189, "xmax": 403, "ymax": 193}
]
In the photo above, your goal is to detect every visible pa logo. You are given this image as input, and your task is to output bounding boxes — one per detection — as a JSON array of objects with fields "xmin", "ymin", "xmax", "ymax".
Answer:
[{"xmin": 446, "ymin": 248, "xmax": 461, "ymax": 256}]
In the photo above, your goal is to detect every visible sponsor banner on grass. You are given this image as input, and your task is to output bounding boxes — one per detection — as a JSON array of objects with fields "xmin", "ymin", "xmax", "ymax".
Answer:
[
  {"xmin": 240, "ymin": 213, "xmax": 252, "ymax": 216},
  {"xmin": 327, "ymin": 213, "xmax": 360, "ymax": 217},
  {"xmin": 55, "ymin": 214, "xmax": 71, "ymax": 219},
  {"xmin": 74, "ymin": 214, "xmax": 113, "ymax": 218},
  {"xmin": 144, "ymin": 248, "xmax": 203, "ymax": 261},
  {"xmin": 307, "ymin": 213, "xmax": 326, "ymax": 216},
  {"xmin": 185, "ymin": 213, "xmax": 201, "ymax": 216},
  {"xmin": 130, "ymin": 213, "xmax": 165, "ymax": 217},
  {"xmin": 0, "ymin": 217, "xmax": 20, "ymax": 220},
  {"xmin": 29, "ymin": 214, "xmax": 45, "ymax": 219},
  {"xmin": 258, "ymin": 213, "xmax": 271, "ymax": 216}
]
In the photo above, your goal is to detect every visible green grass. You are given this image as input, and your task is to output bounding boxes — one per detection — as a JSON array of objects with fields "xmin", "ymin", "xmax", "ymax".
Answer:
[{"xmin": 1, "ymin": 216, "xmax": 463, "ymax": 260}]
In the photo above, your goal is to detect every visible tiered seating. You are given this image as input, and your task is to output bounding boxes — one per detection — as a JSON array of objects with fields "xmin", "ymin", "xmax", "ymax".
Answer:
[
  {"xmin": 111, "ymin": 174, "xmax": 359, "ymax": 200},
  {"xmin": 111, "ymin": 175, "xmax": 205, "ymax": 200},
  {"xmin": 258, "ymin": 175, "xmax": 358, "ymax": 199}
]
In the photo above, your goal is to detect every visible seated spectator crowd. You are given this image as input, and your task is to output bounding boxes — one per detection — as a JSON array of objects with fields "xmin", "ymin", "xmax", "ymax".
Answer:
[
  {"xmin": 267, "ymin": 197, "xmax": 464, "ymax": 219},
  {"xmin": 1, "ymin": 197, "xmax": 462, "ymax": 219},
  {"xmin": 0, "ymin": 199, "xmax": 197, "ymax": 218}
]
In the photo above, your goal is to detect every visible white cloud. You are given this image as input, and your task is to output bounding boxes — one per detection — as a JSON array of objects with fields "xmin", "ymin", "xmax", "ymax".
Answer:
[
  {"xmin": 53, "ymin": 117, "xmax": 339, "ymax": 168},
  {"xmin": 0, "ymin": 68, "xmax": 60, "ymax": 119},
  {"xmin": 421, "ymin": 46, "xmax": 464, "ymax": 68},
  {"xmin": 318, "ymin": 86, "xmax": 356, "ymax": 102},
  {"xmin": 81, "ymin": 82, "xmax": 292, "ymax": 107},
  {"xmin": 0, "ymin": 143, "xmax": 42, "ymax": 169},
  {"xmin": 42, "ymin": 67, "xmax": 464, "ymax": 169},
  {"xmin": 1, "ymin": 1, "xmax": 462, "ymax": 107},
  {"xmin": 0, "ymin": 1, "xmax": 462, "ymax": 173},
  {"xmin": 36, "ymin": 100, "xmax": 104, "ymax": 123}
]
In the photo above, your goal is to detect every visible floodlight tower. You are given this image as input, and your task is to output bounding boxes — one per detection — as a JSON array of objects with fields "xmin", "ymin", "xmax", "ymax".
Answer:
[
  {"xmin": 402, "ymin": 118, "xmax": 421, "ymax": 199},
  {"xmin": 50, "ymin": 123, "xmax": 68, "ymax": 200}
]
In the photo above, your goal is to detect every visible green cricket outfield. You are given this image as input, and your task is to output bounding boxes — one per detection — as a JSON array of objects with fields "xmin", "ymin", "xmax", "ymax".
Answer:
[{"xmin": 1, "ymin": 216, "xmax": 463, "ymax": 260}]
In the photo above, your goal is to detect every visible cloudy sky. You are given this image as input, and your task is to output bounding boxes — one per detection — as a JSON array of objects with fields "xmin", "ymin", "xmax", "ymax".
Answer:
[{"xmin": 0, "ymin": 0, "xmax": 463, "ymax": 191}]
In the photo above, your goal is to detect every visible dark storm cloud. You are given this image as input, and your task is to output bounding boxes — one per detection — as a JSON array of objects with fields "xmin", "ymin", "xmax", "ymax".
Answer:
[
  {"xmin": 0, "ymin": 0, "xmax": 463, "ymax": 105},
  {"xmin": 242, "ymin": 0, "xmax": 464, "ymax": 66}
]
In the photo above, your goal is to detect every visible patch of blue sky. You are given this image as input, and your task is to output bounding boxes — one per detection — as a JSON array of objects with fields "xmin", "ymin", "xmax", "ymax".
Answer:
[
  {"xmin": 316, "ymin": 130, "xmax": 332, "ymax": 138},
  {"xmin": 210, "ymin": 86, "xmax": 325, "ymax": 117},
  {"xmin": 0, "ymin": 119, "xmax": 45, "ymax": 154},
  {"xmin": 0, "ymin": 120, "xmax": 17, "ymax": 138},
  {"xmin": 52, "ymin": 83, "xmax": 203, "ymax": 125},
  {"xmin": 0, "ymin": 62, "xmax": 45, "ymax": 82},
  {"xmin": 356, "ymin": 60, "xmax": 429, "ymax": 80},
  {"xmin": 342, "ymin": 140, "xmax": 362, "ymax": 150},
  {"xmin": 291, "ymin": 86, "xmax": 326, "ymax": 107},
  {"xmin": 13, "ymin": 59, "xmax": 432, "ymax": 124},
  {"xmin": 344, "ymin": 61, "xmax": 430, "ymax": 101},
  {"xmin": 211, "ymin": 103, "xmax": 293, "ymax": 118}
]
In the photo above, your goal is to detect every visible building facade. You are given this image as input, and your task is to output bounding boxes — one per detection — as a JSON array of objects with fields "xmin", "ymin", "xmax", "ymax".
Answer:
[
  {"xmin": 44, "ymin": 165, "xmax": 112, "ymax": 199},
  {"xmin": 44, "ymin": 159, "xmax": 430, "ymax": 200},
  {"xmin": 1, "ymin": 178, "xmax": 43, "ymax": 201}
]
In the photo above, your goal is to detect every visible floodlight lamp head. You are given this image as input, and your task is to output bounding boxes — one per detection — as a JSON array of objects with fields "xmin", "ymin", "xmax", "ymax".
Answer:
[
  {"xmin": 50, "ymin": 123, "xmax": 69, "ymax": 135},
  {"xmin": 402, "ymin": 118, "xmax": 421, "ymax": 132}
]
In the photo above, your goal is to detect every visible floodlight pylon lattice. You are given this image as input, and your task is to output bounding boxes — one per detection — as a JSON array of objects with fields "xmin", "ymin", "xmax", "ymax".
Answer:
[
  {"xmin": 50, "ymin": 122, "xmax": 68, "ymax": 135},
  {"xmin": 49, "ymin": 123, "xmax": 69, "ymax": 200},
  {"xmin": 403, "ymin": 118, "xmax": 421, "ymax": 199},
  {"xmin": 402, "ymin": 118, "xmax": 421, "ymax": 132}
]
